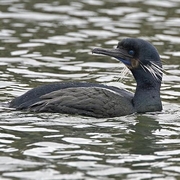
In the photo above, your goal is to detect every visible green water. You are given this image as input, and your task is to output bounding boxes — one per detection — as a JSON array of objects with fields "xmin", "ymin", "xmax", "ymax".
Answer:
[{"xmin": 0, "ymin": 0, "xmax": 180, "ymax": 179}]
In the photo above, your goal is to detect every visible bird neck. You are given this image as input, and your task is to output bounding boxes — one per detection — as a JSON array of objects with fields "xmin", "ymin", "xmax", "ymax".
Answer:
[{"xmin": 132, "ymin": 72, "xmax": 162, "ymax": 113}]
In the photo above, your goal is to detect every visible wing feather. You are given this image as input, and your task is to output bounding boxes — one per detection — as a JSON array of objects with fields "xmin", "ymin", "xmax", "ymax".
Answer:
[{"xmin": 29, "ymin": 87, "xmax": 134, "ymax": 117}]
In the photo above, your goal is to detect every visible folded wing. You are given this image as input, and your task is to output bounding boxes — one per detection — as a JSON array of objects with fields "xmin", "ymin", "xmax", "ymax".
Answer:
[{"xmin": 29, "ymin": 87, "xmax": 134, "ymax": 118}]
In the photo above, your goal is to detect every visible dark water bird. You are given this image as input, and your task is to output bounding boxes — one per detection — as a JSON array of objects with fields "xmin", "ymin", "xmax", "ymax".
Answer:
[{"xmin": 9, "ymin": 38, "xmax": 163, "ymax": 118}]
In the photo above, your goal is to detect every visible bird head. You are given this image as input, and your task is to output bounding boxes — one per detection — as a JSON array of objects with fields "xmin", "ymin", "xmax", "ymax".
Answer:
[{"xmin": 92, "ymin": 38, "xmax": 162, "ymax": 83}]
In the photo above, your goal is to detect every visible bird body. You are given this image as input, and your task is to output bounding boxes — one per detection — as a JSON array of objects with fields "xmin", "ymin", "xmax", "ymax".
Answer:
[
  {"xmin": 9, "ymin": 38, "xmax": 163, "ymax": 117},
  {"xmin": 10, "ymin": 82, "xmax": 134, "ymax": 118}
]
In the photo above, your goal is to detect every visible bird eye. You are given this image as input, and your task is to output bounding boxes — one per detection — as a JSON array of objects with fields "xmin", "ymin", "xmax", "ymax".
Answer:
[{"xmin": 128, "ymin": 50, "xmax": 135, "ymax": 56}]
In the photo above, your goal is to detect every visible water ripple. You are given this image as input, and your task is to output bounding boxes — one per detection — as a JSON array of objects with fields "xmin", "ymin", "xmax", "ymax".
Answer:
[{"xmin": 1, "ymin": 0, "xmax": 180, "ymax": 180}]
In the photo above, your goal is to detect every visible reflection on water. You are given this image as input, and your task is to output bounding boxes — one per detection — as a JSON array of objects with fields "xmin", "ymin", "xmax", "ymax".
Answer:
[{"xmin": 0, "ymin": 0, "xmax": 180, "ymax": 179}]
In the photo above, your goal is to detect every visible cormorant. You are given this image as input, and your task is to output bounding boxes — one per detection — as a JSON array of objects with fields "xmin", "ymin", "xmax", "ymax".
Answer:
[{"xmin": 9, "ymin": 38, "xmax": 163, "ymax": 118}]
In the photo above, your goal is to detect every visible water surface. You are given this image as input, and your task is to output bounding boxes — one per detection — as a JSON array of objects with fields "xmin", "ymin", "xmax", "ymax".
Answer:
[{"xmin": 0, "ymin": 0, "xmax": 180, "ymax": 179}]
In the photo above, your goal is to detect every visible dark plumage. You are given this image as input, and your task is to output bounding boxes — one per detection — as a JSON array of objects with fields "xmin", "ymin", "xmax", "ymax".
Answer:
[{"xmin": 9, "ymin": 38, "xmax": 163, "ymax": 118}]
